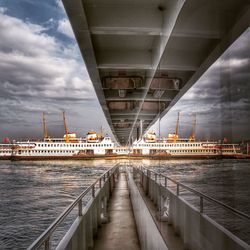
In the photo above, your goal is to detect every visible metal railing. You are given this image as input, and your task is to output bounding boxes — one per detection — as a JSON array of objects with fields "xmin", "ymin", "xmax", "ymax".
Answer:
[
  {"xmin": 28, "ymin": 164, "xmax": 119, "ymax": 250},
  {"xmin": 137, "ymin": 166, "xmax": 250, "ymax": 220}
]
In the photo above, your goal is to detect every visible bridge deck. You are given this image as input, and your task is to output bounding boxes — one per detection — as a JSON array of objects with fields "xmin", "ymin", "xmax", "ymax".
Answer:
[{"xmin": 93, "ymin": 173, "xmax": 140, "ymax": 250}]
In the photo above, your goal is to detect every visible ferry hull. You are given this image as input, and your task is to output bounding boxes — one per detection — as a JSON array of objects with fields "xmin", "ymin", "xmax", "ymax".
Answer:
[
  {"xmin": 10, "ymin": 154, "xmax": 129, "ymax": 161},
  {"xmin": 0, "ymin": 156, "xmax": 12, "ymax": 160},
  {"xmin": 9, "ymin": 154, "xmax": 246, "ymax": 161}
]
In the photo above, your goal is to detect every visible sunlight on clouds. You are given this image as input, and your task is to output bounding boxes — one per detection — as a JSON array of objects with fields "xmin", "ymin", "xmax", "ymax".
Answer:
[
  {"xmin": 0, "ymin": 7, "xmax": 110, "ymax": 139},
  {"xmin": 0, "ymin": 11, "xmax": 94, "ymax": 100},
  {"xmin": 0, "ymin": 13, "xmax": 57, "ymax": 56},
  {"xmin": 227, "ymin": 58, "xmax": 249, "ymax": 68},
  {"xmin": 57, "ymin": 18, "xmax": 75, "ymax": 39},
  {"xmin": 55, "ymin": 0, "xmax": 65, "ymax": 10}
]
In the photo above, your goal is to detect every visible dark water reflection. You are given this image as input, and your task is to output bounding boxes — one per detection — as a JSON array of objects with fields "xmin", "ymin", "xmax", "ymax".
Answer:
[
  {"xmin": 0, "ymin": 159, "xmax": 249, "ymax": 249},
  {"xmin": 0, "ymin": 160, "xmax": 117, "ymax": 249}
]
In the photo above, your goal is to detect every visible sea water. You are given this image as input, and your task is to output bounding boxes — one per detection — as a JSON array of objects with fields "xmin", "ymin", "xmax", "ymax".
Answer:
[{"xmin": 0, "ymin": 159, "xmax": 249, "ymax": 249}]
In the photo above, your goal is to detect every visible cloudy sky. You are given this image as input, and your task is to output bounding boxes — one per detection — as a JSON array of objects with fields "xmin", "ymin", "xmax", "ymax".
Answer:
[
  {"xmin": 152, "ymin": 28, "xmax": 250, "ymax": 142},
  {"xmin": 0, "ymin": 0, "xmax": 112, "ymax": 140},
  {"xmin": 0, "ymin": 0, "xmax": 249, "ymax": 142}
]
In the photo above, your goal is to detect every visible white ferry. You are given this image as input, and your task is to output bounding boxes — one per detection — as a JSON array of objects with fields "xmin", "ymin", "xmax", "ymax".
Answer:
[
  {"xmin": 132, "ymin": 132, "xmax": 243, "ymax": 158},
  {"xmin": 0, "ymin": 112, "xmax": 116, "ymax": 160},
  {"xmin": 0, "ymin": 112, "xmax": 246, "ymax": 160},
  {"xmin": 0, "ymin": 134, "xmax": 244, "ymax": 160},
  {"xmin": 0, "ymin": 143, "xmax": 13, "ymax": 159},
  {"xmin": 10, "ymin": 131, "xmax": 115, "ymax": 160}
]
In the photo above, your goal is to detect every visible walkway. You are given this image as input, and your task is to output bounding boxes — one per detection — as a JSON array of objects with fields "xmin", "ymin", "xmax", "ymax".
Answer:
[{"xmin": 93, "ymin": 172, "xmax": 140, "ymax": 250}]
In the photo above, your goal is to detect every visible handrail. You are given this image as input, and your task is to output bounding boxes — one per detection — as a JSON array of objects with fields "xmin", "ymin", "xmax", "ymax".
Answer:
[
  {"xmin": 28, "ymin": 164, "xmax": 119, "ymax": 250},
  {"xmin": 139, "ymin": 166, "xmax": 250, "ymax": 220}
]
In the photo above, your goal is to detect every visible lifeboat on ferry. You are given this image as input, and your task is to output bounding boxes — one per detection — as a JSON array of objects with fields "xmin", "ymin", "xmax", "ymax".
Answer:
[
  {"xmin": 144, "ymin": 132, "xmax": 156, "ymax": 143},
  {"xmin": 63, "ymin": 133, "xmax": 78, "ymax": 142},
  {"xmin": 87, "ymin": 131, "xmax": 99, "ymax": 143},
  {"xmin": 167, "ymin": 133, "xmax": 179, "ymax": 142}
]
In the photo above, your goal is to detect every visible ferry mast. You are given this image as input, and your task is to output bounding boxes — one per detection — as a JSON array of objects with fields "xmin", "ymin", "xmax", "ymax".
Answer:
[
  {"xmin": 63, "ymin": 111, "xmax": 69, "ymax": 143},
  {"xmin": 174, "ymin": 112, "xmax": 180, "ymax": 142},
  {"xmin": 190, "ymin": 113, "xmax": 196, "ymax": 141},
  {"xmin": 42, "ymin": 112, "xmax": 49, "ymax": 139}
]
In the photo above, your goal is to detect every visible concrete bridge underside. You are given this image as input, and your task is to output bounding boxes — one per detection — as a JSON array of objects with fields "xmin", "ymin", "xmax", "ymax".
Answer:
[{"xmin": 63, "ymin": 0, "xmax": 250, "ymax": 145}]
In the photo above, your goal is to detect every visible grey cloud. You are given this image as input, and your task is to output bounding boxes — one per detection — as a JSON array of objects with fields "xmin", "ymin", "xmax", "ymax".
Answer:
[
  {"xmin": 153, "ymin": 29, "xmax": 250, "ymax": 141},
  {"xmin": 0, "ymin": 10, "xmax": 114, "ymax": 140}
]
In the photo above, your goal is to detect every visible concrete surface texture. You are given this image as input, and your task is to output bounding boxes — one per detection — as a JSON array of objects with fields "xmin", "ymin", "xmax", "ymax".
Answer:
[{"xmin": 93, "ymin": 173, "xmax": 140, "ymax": 250}]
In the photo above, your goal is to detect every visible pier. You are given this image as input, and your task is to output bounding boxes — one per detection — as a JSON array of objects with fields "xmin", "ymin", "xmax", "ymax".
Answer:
[
  {"xmin": 93, "ymin": 172, "xmax": 140, "ymax": 250},
  {"xmin": 28, "ymin": 164, "xmax": 250, "ymax": 250}
]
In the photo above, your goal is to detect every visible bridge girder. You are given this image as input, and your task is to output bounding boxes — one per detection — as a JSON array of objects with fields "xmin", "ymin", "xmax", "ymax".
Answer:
[{"xmin": 63, "ymin": 0, "xmax": 250, "ymax": 145}]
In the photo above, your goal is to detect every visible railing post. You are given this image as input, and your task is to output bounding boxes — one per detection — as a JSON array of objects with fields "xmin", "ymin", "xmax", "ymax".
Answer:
[
  {"xmin": 146, "ymin": 170, "xmax": 150, "ymax": 195},
  {"xmin": 78, "ymin": 200, "xmax": 82, "ymax": 216},
  {"xmin": 141, "ymin": 170, "xmax": 143, "ymax": 185},
  {"xmin": 165, "ymin": 177, "xmax": 167, "ymax": 187},
  {"xmin": 99, "ymin": 178, "xmax": 102, "ymax": 188},
  {"xmin": 108, "ymin": 171, "xmax": 112, "ymax": 195},
  {"xmin": 92, "ymin": 185, "xmax": 95, "ymax": 198},
  {"xmin": 112, "ymin": 173, "xmax": 115, "ymax": 188},
  {"xmin": 45, "ymin": 237, "xmax": 51, "ymax": 250},
  {"xmin": 200, "ymin": 197, "xmax": 203, "ymax": 213},
  {"xmin": 177, "ymin": 184, "xmax": 179, "ymax": 196}
]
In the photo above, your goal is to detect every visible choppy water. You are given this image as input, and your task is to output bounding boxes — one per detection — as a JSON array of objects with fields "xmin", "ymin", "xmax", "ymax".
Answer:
[
  {"xmin": 0, "ymin": 160, "xmax": 118, "ymax": 249},
  {"xmin": 0, "ymin": 159, "xmax": 249, "ymax": 249}
]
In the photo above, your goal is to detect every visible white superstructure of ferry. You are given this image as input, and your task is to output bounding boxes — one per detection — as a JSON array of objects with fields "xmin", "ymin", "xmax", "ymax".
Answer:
[
  {"xmin": 0, "ymin": 143, "xmax": 13, "ymax": 159},
  {"xmin": 0, "ymin": 132, "xmax": 244, "ymax": 160},
  {"xmin": 132, "ymin": 132, "xmax": 243, "ymax": 158},
  {"xmin": 10, "ymin": 131, "xmax": 115, "ymax": 160}
]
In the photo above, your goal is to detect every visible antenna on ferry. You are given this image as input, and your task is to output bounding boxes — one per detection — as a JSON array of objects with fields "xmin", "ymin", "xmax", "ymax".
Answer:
[
  {"xmin": 140, "ymin": 120, "xmax": 143, "ymax": 139},
  {"xmin": 174, "ymin": 112, "xmax": 180, "ymax": 142},
  {"xmin": 99, "ymin": 126, "xmax": 104, "ymax": 139},
  {"xmin": 42, "ymin": 112, "xmax": 49, "ymax": 139},
  {"xmin": 190, "ymin": 113, "xmax": 196, "ymax": 141},
  {"xmin": 63, "ymin": 111, "xmax": 69, "ymax": 143}
]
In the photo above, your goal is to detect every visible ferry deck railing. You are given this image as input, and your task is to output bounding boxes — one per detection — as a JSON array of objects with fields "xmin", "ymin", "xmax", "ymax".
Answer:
[
  {"xmin": 28, "ymin": 164, "xmax": 120, "ymax": 250},
  {"xmin": 135, "ymin": 166, "xmax": 250, "ymax": 220}
]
